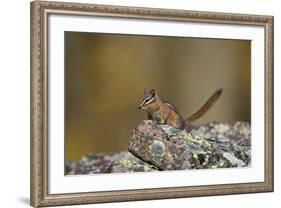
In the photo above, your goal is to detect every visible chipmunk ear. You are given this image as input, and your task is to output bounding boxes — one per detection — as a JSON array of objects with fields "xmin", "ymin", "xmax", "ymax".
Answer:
[
  {"xmin": 150, "ymin": 89, "xmax": 155, "ymax": 97},
  {"xmin": 144, "ymin": 89, "xmax": 149, "ymax": 96}
]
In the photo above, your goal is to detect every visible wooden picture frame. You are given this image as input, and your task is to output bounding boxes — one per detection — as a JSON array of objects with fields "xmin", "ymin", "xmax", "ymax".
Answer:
[{"xmin": 30, "ymin": 1, "xmax": 274, "ymax": 207}]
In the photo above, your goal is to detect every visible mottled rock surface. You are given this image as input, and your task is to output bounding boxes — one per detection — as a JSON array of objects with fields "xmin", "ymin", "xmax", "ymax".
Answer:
[
  {"xmin": 128, "ymin": 120, "xmax": 251, "ymax": 170},
  {"xmin": 105, "ymin": 152, "xmax": 157, "ymax": 173},
  {"xmin": 66, "ymin": 121, "xmax": 251, "ymax": 175},
  {"xmin": 65, "ymin": 151, "xmax": 156, "ymax": 175},
  {"xmin": 190, "ymin": 121, "xmax": 251, "ymax": 165},
  {"xmin": 190, "ymin": 122, "xmax": 251, "ymax": 146}
]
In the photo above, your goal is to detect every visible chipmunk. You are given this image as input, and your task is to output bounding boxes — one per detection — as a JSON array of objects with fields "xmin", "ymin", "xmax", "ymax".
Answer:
[{"xmin": 138, "ymin": 88, "xmax": 223, "ymax": 130}]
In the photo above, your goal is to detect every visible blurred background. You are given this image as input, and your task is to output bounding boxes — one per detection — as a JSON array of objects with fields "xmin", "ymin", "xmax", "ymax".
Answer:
[{"xmin": 65, "ymin": 32, "xmax": 251, "ymax": 161}]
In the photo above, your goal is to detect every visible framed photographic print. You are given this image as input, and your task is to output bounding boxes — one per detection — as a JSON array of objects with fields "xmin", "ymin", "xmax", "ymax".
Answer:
[{"xmin": 30, "ymin": 1, "xmax": 274, "ymax": 207}]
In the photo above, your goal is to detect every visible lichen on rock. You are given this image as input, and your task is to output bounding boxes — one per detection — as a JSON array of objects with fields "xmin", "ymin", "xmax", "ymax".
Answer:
[
  {"xmin": 66, "ymin": 120, "xmax": 251, "ymax": 175},
  {"xmin": 128, "ymin": 120, "xmax": 251, "ymax": 170},
  {"xmin": 65, "ymin": 151, "xmax": 156, "ymax": 175},
  {"xmin": 104, "ymin": 152, "xmax": 157, "ymax": 173}
]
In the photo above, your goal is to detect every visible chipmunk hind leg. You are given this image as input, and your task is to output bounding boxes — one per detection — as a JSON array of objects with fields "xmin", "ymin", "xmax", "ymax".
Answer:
[{"xmin": 166, "ymin": 112, "xmax": 185, "ymax": 129}]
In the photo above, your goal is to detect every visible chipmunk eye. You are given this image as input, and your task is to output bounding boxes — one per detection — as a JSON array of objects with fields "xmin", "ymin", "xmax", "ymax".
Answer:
[{"xmin": 145, "ymin": 99, "xmax": 150, "ymax": 103}]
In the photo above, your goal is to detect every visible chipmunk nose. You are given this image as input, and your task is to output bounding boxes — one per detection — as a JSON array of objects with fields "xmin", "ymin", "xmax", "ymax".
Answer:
[{"xmin": 138, "ymin": 105, "xmax": 142, "ymax": 109}]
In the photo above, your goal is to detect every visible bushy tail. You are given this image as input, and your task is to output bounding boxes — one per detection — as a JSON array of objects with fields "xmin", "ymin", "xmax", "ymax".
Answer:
[{"xmin": 184, "ymin": 88, "xmax": 223, "ymax": 126}]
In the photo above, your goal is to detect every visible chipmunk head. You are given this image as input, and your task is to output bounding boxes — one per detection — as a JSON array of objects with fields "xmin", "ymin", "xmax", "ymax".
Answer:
[{"xmin": 138, "ymin": 89, "xmax": 159, "ymax": 110}]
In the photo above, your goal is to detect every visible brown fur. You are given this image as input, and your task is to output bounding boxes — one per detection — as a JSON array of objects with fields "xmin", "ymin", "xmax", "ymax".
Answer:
[{"xmin": 138, "ymin": 88, "xmax": 223, "ymax": 130}]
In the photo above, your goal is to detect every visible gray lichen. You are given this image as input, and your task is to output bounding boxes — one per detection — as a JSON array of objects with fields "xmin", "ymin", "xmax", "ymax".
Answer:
[
  {"xmin": 128, "ymin": 120, "xmax": 251, "ymax": 170},
  {"xmin": 66, "ymin": 121, "xmax": 251, "ymax": 175},
  {"xmin": 104, "ymin": 152, "xmax": 157, "ymax": 173},
  {"xmin": 65, "ymin": 151, "xmax": 156, "ymax": 175}
]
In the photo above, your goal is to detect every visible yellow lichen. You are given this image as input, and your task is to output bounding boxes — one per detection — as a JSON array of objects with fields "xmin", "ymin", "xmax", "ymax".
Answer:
[
  {"xmin": 166, "ymin": 151, "xmax": 174, "ymax": 162},
  {"xmin": 183, "ymin": 133, "xmax": 211, "ymax": 148},
  {"xmin": 219, "ymin": 160, "xmax": 225, "ymax": 167},
  {"xmin": 119, "ymin": 159, "xmax": 133, "ymax": 168}
]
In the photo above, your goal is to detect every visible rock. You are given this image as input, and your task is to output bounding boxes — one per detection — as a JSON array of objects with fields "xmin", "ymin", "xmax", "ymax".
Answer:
[
  {"xmin": 190, "ymin": 121, "xmax": 251, "ymax": 146},
  {"xmin": 66, "ymin": 121, "xmax": 251, "ymax": 174},
  {"xmin": 128, "ymin": 120, "xmax": 251, "ymax": 170},
  {"xmin": 65, "ymin": 151, "xmax": 156, "ymax": 175},
  {"xmin": 222, "ymin": 152, "xmax": 245, "ymax": 167},
  {"xmin": 190, "ymin": 121, "xmax": 251, "ymax": 165},
  {"xmin": 105, "ymin": 152, "xmax": 157, "ymax": 173}
]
